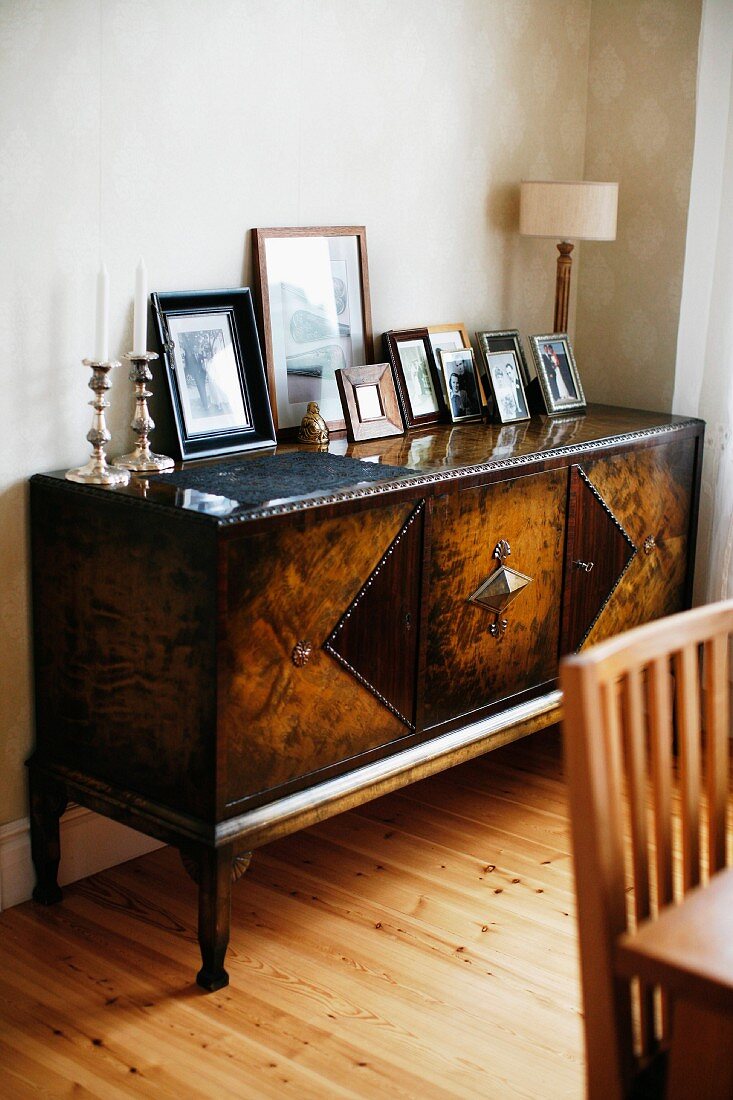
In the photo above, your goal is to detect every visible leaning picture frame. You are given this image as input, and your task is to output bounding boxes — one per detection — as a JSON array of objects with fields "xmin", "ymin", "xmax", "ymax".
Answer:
[
  {"xmin": 151, "ymin": 287, "xmax": 276, "ymax": 461},
  {"xmin": 483, "ymin": 350, "xmax": 531, "ymax": 424},
  {"xmin": 336, "ymin": 362, "xmax": 405, "ymax": 443},
  {"xmin": 383, "ymin": 327, "xmax": 447, "ymax": 429},
  {"xmin": 438, "ymin": 347, "xmax": 483, "ymax": 423},
  {"xmin": 428, "ymin": 322, "xmax": 488, "ymax": 409},
  {"xmin": 529, "ymin": 333, "xmax": 586, "ymax": 414},
  {"xmin": 475, "ymin": 329, "xmax": 532, "ymax": 386},
  {"xmin": 252, "ymin": 226, "xmax": 374, "ymax": 438}
]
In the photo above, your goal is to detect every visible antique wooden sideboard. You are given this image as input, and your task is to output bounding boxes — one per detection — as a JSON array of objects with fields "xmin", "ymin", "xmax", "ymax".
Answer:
[{"xmin": 28, "ymin": 405, "xmax": 703, "ymax": 990}]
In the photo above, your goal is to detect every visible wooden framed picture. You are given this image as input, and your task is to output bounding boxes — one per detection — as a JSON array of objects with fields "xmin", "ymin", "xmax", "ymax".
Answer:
[
  {"xmin": 438, "ymin": 347, "xmax": 483, "ymax": 423},
  {"xmin": 475, "ymin": 329, "xmax": 532, "ymax": 386},
  {"xmin": 252, "ymin": 226, "xmax": 373, "ymax": 437},
  {"xmin": 529, "ymin": 333, "xmax": 586, "ymax": 414},
  {"xmin": 151, "ymin": 287, "xmax": 276, "ymax": 461},
  {"xmin": 428, "ymin": 322, "xmax": 488, "ymax": 409},
  {"xmin": 483, "ymin": 350, "xmax": 531, "ymax": 423},
  {"xmin": 335, "ymin": 362, "xmax": 405, "ymax": 442},
  {"xmin": 383, "ymin": 327, "xmax": 447, "ymax": 429}
]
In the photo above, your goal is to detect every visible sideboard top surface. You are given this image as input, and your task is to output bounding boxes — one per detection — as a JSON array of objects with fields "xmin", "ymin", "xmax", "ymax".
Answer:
[{"xmin": 33, "ymin": 404, "xmax": 703, "ymax": 526}]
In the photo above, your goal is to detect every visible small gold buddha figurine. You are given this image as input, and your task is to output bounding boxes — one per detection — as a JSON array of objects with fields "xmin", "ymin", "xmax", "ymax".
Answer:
[{"xmin": 297, "ymin": 401, "xmax": 329, "ymax": 445}]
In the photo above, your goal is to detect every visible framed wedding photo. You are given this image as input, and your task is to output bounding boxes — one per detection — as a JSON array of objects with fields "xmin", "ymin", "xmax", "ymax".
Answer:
[
  {"xmin": 483, "ymin": 350, "xmax": 531, "ymax": 424},
  {"xmin": 529, "ymin": 333, "xmax": 586, "ymax": 414},
  {"xmin": 336, "ymin": 362, "xmax": 405, "ymax": 443},
  {"xmin": 476, "ymin": 329, "xmax": 532, "ymax": 386},
  {"xmin": 151, "ymin": 287, "xmax": 275, "ymax": 460},
  {"xmin": 253, "ymin": 226, "xmax": 374, "ymax": 437},
  {"xmin": 383, "ymin": 327, "xmax": 447, "ymax": 429},
  {"xmin": 439, "ymin": 347, "xmax": 483, "ymax": 423}
]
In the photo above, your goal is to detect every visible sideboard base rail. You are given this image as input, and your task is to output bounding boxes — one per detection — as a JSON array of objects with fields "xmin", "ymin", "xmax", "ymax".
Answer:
[{"xmin": 220, "ymin": 689, "xmax": 563, "ymax": 850}]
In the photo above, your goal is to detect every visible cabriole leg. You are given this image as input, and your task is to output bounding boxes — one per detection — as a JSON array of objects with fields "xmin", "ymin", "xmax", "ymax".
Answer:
[
  {"xmin": 196, "ymin": 843, "xmax": 234, "ymax": 992},
  {"xmin": 28, "ymin": 769, "xmax": 68, "ymax": 905}
]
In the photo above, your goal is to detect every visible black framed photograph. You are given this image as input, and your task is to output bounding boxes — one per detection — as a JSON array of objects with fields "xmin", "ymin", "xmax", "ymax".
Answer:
[
  {"xmin": 529, "ymin": 333, "xmax": 586, "ymax": 414},
  {"xmin": 483, "ymin": 350, "xmax": 531, "ymax": 424},
  {"xmin": 151, "ymin": 287, "xmax": 276, "ymax": 460},
  {"xmin": 252, "ymin": 226, "xmax": 373, "ymax": 437},
  {"xmin": 383, "ymin": 327, "xmax": 447, "ymax": 429},
  {"xmin": 438, "ymin": 347, "xmax": 483, "ymax": 422},
  {"xmin": 335, "ymin": 362, "xmax": 404, "ymax": 442},
  {"xmin": 476, "ymin": 329, "xmax": 532, "ymax": 386}
]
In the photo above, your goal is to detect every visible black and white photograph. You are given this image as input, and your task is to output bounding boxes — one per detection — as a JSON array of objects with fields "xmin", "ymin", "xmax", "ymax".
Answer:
[
  {"xmin": 384, "ymin": 327, "xmax": 447, "ymax": 428},
  {"xmin": 398, "ymin": 339, "xmax": 441, "ymax": 416},
  {"xmin": 529, "ymin": 333, "xmax": 586, "ymax": 414},
  {"xmin": 486, "ymin": 350, "xmax": 531, "ymax": 423},
  {"xmin": 253, "ymin": 227, "xmax": 373, "ymax": 435},
  {"xmin": 152, "ymin": 288, "xmax": 276, "ymax": 460},
  {"xmin": 168, "ymin": 314, "xmax": 250, "ymax": 437},
  {"xmin": 439, "ymin": 347, "xmax": 483, "ymax": 422}
]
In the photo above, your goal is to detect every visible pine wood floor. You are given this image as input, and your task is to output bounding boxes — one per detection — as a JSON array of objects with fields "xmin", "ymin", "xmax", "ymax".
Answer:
[{"xmin": 0, "ymin": 728, "xmax": 584, "ymax": 1099}]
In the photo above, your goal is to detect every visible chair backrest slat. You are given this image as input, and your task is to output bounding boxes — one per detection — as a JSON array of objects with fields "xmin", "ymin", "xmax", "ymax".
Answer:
[
  {"xmin": 675, "ymin": 644, "xmax": 702, "ymax": 892},
  {"xmin": 647, "ymin": 654, "xmax": 674, "ymax": 1041},
  {"xmin": 620, "ymin": 667, "xmax": 654, "ymax": 1054},
  {"xmin": 704, "ymin": 634, "xmax": 730, "ymax": 875}
]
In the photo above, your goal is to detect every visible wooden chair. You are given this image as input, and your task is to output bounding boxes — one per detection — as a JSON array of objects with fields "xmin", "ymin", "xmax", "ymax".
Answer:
[{"xmin": 561, "ymin": 600, "xmax": 733, "ymax": 1099}]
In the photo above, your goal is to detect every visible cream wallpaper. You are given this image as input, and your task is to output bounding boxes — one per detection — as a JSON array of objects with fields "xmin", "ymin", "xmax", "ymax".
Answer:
[
  {"xmin": 0, "ymin": 0, "xmax": 699, "ymax": 827},
  {"xmin": 575, "ymin": 0, "xmax": 702, "ymax": 409}
]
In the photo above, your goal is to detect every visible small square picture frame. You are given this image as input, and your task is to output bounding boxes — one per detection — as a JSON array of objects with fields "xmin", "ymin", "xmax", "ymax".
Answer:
[
  {"xmin": 484, "ymin": 350, "xmax": 531, "ymax": 424},
  {"xmin": 438, "ymin": 347, "xmax": 483, "ymax": 423},
  {"xmin": 529, "ymin": 333, "xmax": 586, "ymax": 414},
  {"xmin": 383, "ymin": 327, "xmax": 447, "ymax": 429},
  {"xmin": 335, "ymin": 362, "xmax": 405, "ymax": 442}
]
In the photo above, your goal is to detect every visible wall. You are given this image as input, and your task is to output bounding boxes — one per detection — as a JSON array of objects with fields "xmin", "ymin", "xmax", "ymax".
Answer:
[
  {"xmin": 672, "ymin": 0, "xmax": 733, "ymax": 606},
  {"xmin": 575, "ymin": 0, "xmax": 702, "ymax": 410},
  {"xmin": 0, "ymin": 0, "xmax": 595, "ymax": 829}
]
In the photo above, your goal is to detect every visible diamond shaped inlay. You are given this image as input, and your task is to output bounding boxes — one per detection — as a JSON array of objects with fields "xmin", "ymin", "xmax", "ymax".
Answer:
[{"xmin": 469, "ymin": 563, "xmax": 532, "ymax": 614}]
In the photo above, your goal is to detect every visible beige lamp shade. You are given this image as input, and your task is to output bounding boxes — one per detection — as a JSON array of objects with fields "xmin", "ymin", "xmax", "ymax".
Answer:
[{"xmin": 520, "ymin": 180, "xmax": 618, "ymax": 241}]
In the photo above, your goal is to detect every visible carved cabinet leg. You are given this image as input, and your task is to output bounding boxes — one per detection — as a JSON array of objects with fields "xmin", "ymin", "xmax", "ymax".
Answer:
[
  {"xmin": 28, "ymin": 769, "xmax": 68, "ymax": 905},
  {"xmin": 196, "ymin": 843, "xmax": 235, "ymax": 992}
]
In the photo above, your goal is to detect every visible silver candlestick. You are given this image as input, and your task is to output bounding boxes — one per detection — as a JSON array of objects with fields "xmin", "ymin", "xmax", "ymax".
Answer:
[
  {"xmin": 116, "ymin": 351, "xmax": 174, "ymax": 473},
  {"xmin": 66, "ymin": 359, "xmax": 131, "ymax": 486}
]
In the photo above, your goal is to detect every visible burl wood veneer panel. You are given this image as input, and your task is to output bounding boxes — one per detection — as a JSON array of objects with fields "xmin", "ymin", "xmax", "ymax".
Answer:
[
  {"xmin": 561, "ymin": 466, "xmax": 637, "ymax": 654},
  {"xmin": 423, "ymin": 468, "xmax": 567, "ymax": 729},
  {"xmin": 325, "ymin": 504, "xmax": 423, "ymax": 726},
  {"xmin": 582, "ymin": 437, "xmax": 696, "ymax": 647},
  {"xmin": 221, "ymin": 501, "xmax": 419, "ymax": 809},
  {"xmin": 31, "ymin": 484, "xmax": 218, "ymax": 819}
]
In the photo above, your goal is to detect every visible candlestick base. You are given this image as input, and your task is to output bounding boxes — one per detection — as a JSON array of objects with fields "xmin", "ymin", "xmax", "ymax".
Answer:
[
  {"xmin": 66, "ymin": 359, "xmax": 130, "ymax": 487},
  {"xmin": 116, "ymin": 351, "xmax": 175, "ymax": 474}
]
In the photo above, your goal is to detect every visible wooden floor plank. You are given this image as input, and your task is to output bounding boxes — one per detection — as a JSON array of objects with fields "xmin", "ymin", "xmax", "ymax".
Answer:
[{"xmin": 0, "ymin": 727, "xmax": 584, "ymax": 1099}]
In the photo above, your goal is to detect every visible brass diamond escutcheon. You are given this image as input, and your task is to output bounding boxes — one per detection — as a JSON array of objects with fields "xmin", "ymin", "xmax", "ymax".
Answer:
[
  {"xmin": 468, "ymin": 538, "xmax": 533, "ymax": 635},
  {"xmin": 469, "ymin": 563, "xmax": 532, "ymax": 615}
]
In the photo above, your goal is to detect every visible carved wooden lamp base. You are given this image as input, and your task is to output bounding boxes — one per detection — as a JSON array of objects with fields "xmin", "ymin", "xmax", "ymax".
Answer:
[{"xmin": 553, "ymin": 242, "xmax": 574, "ymax": 334}]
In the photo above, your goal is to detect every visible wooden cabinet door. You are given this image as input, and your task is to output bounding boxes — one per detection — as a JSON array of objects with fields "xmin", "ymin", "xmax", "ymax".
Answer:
[
  {"xmin": 560, "ymin": 465, "xmax": 637, "ymax": 654},
  {"xmin": 567, "ymin": 437, "xmax": 697, "ymax": 651},
  {"xmin": 423, "ymin": 468, "xmax": 567, "ymax": 731}
]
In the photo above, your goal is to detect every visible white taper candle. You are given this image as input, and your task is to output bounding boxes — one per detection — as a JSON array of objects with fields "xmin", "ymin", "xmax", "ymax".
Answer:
[
  {"xmin": 133, "ymin": 257, "xmax": 148, "ymax": 355},
  {"xmin": 94, "ymin": 265, "xmax": 110, "ymax": 362}
]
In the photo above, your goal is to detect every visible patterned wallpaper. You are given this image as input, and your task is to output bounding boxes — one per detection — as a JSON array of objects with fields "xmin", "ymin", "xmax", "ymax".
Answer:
[{"xmin": 575, "ymin": 0, "xmax": 702, "ymax": 411}]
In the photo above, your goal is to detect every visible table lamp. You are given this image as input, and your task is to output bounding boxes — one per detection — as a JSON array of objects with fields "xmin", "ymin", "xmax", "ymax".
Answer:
[{"xmin": 519, "ymin": 180, "xmax": 618, "ymax": 332}]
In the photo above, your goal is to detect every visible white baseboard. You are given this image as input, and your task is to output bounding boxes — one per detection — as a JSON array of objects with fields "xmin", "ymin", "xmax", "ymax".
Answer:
[{"xmin": 0, "ymin": 806, "xmax": 164, "ymax": 912}]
